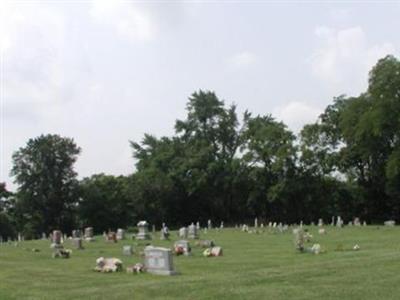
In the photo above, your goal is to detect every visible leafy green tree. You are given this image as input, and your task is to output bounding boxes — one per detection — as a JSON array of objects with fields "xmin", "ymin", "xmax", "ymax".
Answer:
[
  {"xmin": 241, "ymin": 114, "xmax": 297, "ymax": 220},
  {"xmin": 11, "ymin": 134, "xmax": 81, "ymax": 236},
  {"xmin": 79, "ymin": 174, "xmax": 132, "ymax": 232}
]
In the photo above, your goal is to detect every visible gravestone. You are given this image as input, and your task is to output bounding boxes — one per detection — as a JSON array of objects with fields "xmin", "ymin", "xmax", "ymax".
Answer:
[
  {"xmin": 174, "ymin": 240, "xmax": 191, "ymax": 256},
  {"xmin": 116, "ymin": 229, "xmax": 125, "ymax": 240},
  {"xmin": 196, "ymin": 221, "xmax": 200, "ymax": 230},
  {"xmin": 188, "ymin": 223, "xmax": 199, "ymax": 239},
  {"xmin": 354, "ymin": 217, "xmax": 361, "ymax": 226},
  {"xmin": 144, "ymin": 246, "xmax": 177, "ymax": 275},
  {"xmin": 384, "ymin": 220, "xmax": 395, "ymax": 226},
  {"xmin": 136, "ymin": 221, "xmax": 151, "ymax": 240},
  {"xmin": 207, "ymin": 219, "xmax": 212, "ymax": 229},
  {"xmin": 41, "ymin": 233, "xmax": 47, "ymax": 240},
  {"xmin": 178, "ymin": 227, "xmax": 188, "ymax": 239},
  {"xmin": 73, "ymin": 238, "xmax": 84, "ymax": 250},
  {"xmin": 336, "ymin": 216, "xmax": 343, "ymax": 228},
  {"xmin": 293, "ymin": 228, "xmax": 305, "ymax": 252},
  {"xmin": 51, "ymin": 230, "xmax": 62, "ymax": 249},
  {"xmin": 220, "ymin": 221, "xmax": 224, "ymax": 229},
  {"xmin": 152, "ymin": 225, "xmax": 156, "ymax": 233},
  {"xmin": 106, "ymin": 232, "xmax": 117, "ymax": 243},
  {"xmin": 122, "ymin": 245, "xmax": 133, "ymax": 256},
  {"xmin": 363, "ymin": 221, "xmax": 367, "ymax": 226},
  {"xmin": 72, "ymin": 230, "xmax": 81, "ymax": 238},
  {"xmin": 254, "ymin": 218, "xmax": 258, "ymax": 228},
  {"xmin": 318, "ymin": 219, "xmax": 324, "ymax": 227},
  {"xmin": 160, "ymin": 224, "xmax": 169, "ymax": 240},
  {"xmin": 195, "ymin": 240, "xmax": 214, "ymax": 248},
  {"xmin": 84, "ymin": 227, "xmax": 94, "ymax": 241}
]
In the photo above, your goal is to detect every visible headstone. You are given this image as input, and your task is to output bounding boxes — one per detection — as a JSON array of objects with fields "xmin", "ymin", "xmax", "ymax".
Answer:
[
  {"xmin": 318, "ymin": 228, "xmax": 326, "ymax": 235},
  {"xmin": 242, "ymin": 224, "xmax": 248, "ymax": 232},
  {"xmin": 84, "ymin": 227, "xmax": 94, "ymax": 241},
  {"xmin": 384, "ymin": 220, "xmax": 396, "ymax": 226},
  {"xmin": 318, "ymin": 219, "xmax": 324, "ymax": 227},
  {"xmin": 116, "ymin": 229, "xmax": 125, "ymax": 240},
  {"xmin": 195, "ymin": 240, "xmax": 214, "ymax": 248},
  {"xmin": 293, "ymin": 227, "xmax": 305, "ymax": 252},
  {"xmin": 72, "ymin": 230, "xmax": 81, "ymax": 238},
  {"xmin": 354, "ymin": 217, "xmax": 361, "ymax": 226},
  {"xmin": 207, "ymin": 219, "xmax": 212, "ymax": 229},
  {"xmin": 174, "ymin": 240, "xmax": 191, "ymax": 256},
  {"xmin": 348, "ymin": 221, "xmax": 353, "ymax": 226},
  {"xmin": 51, "ymin": 230, "xmax": 62, "ymax": 249},
  {"xmin": 336, "ymin": 216, "xmax": 343, "ymax": 228},
  {"xmin": 122, "ymin": 245, "xmax": 133, "ymax": 256},
  {"xmin": 136, "ymin": 221, "xmax": 151, "ymax": 240},
  {"xmin": 106, "ymin": 232, "xmax": 117, "ymax": 243},
  {"xmin": 178, "ymin": 227, "xmax": 188, "ymax": 239},
  {"xmin": 254, "ymin": 218, "xmax": 258, "ymax": 228},
  {"xmin": 41, "ymin": 233, "xmax": 47, "ymax": 240},
  {"xmin": 144, "ymin": 246, "xmax": 177, "ymax": 275},
  {"xmin": 160, "ymin": 224, "xmax": 169, "ymax": 240},
  {"xmin": 363, "ymin": 221, "xmax": 367, "ymax": 226},
  {"xmin": 268, "ymin": 222, "xmax": 272, "ymax": 227},
  {"xmin": 260, "ymin": 223, "xmax": 264, "ymax": 228},
  {"xmin": 152, "ymin": 224, "xmax": 156, "ymax": 233},
  {"xmin": 18, "ymin": 233, "xmax": 22, "ymax": 242},
  {"xmin": 220, "ymin": 221, "xmax": 224, "ymax": 229},
  {"xmin": 331, "ymin": 216, "xmax": 335, "ymax": 226},
  {"xmin": 188, "ymin": 223, "xmax": 199, "ymax": 239},
  {"xmin": 196, "ymin": 221, "xmax": 200, "ymax": 230},
  {"xmin": 73, "ymin": 238, "xmax": 84, "ymax": 249}
]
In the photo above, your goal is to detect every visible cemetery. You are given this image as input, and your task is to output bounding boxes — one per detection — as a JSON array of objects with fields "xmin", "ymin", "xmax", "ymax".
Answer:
[
  {"xmin": 1, "ymin": 2, "xmax": 400, "ymax": 300},
  {"xmin": 1, "ymin": 224, "xmax": 400, "ymax": 299}
]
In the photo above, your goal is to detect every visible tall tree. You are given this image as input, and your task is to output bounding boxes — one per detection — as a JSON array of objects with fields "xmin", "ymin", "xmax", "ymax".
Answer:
[{"xmin": 11, "ymin": 134, "xmax": 81, "ymax": 236}]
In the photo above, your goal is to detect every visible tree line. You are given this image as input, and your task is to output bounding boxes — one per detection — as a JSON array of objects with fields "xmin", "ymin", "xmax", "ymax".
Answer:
[{"xmin": 1, "ymin": 55, "xmax": 399, "ymax": 239}]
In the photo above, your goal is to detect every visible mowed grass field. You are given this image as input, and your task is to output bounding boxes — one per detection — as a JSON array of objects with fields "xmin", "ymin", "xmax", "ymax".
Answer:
[{"xmin": 0, "ymin": 226, "xmax": 400, "ymax": 300}]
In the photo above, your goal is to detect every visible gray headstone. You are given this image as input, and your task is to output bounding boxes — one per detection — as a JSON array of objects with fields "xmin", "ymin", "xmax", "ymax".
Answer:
[
  {"xmin": 73, "ymin": 238, "xmax": 83, "ymax": 249},
  {"xmin": 84, "ymin": 227, "xmax": 94, "ymax": 241},
  {"xmin": 136, "ymin": 221, "xmax": 151, "ymax": 240},
  {"xmin": 116, "ymin": 229, "xmax": 125, "ymax": 240},
  {"xmin": 144, "ymin": 246, "xmax": 177, "ymax": 275},
  {"xmin": 178, "ymin": 227, "xmax": 188, "ymax": 239},
  {"xmin": 188, "ymin": 223, "xmax": 199, "ymax": 239},
  {"xmin": 122, "ymin": 245, "xmax": 133, "ymax": 256}
]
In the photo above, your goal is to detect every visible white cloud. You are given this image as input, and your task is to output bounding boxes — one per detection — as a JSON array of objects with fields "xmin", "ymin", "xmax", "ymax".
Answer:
[
  {"xmin": 227, "ymin": 51, "xmax": 256, "ymax": 69},
  {"xmin": 90, "ymin": 0, "xmax": 155, "ymax": 42},
  {"xmin": 310, "ymin": 26, "xmax": 397, "ymax": 93},
  {"xmin": 273, "ymin": 101, "xmax": 323, "ymax": 133}
]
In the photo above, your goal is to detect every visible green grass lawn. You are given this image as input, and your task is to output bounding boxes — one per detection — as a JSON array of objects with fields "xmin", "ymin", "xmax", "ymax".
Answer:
[{"xmin": 1, "ymin": 226, "xmax": 399, "ymax": 300}]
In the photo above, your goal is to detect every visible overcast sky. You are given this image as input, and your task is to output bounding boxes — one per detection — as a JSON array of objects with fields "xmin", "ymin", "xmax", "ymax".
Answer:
[{"xmin": 1, "ymin": 1, "xmax": 399, "ymax": 191}]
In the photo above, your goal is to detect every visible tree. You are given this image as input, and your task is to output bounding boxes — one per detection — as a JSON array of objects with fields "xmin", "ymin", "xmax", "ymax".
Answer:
[
  {"xmin": 79, "ymin": 174, "xmax": 132, "ymax": 232},
  {"xmin": 11, "ymin": 134, "xmax": 81, "ymax": 236},
  {"xmin": 241, "ymin": 114, "xmax": 297, "ymax": 220}
]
